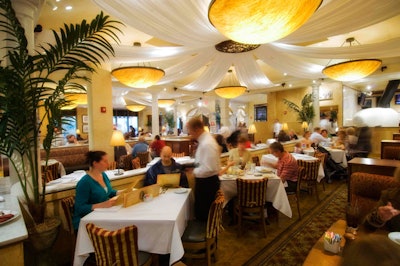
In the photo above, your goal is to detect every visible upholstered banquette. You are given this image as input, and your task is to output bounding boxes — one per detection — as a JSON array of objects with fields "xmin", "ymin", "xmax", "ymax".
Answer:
[
  {"xmin": 349, "ymin": 172, "xmax": 399, "ymax": 220},
  {"xmin": 40, "ymin": 145, "xmax": 89, "ymax": 174}
]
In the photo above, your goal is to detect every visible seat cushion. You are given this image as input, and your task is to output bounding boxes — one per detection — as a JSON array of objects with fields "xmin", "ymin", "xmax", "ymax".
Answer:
[{"xmin": 181, "ymin": 220, "xmax": 207, "ymax": 243}]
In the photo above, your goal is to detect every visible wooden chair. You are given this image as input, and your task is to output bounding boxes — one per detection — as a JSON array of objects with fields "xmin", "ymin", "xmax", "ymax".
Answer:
[
  {"xmin": 182, "ymin": 191, "xmax": 225, "ymax": 266},
  {"xmin": 61, "ymin": 196, "xmax": 75, "ymax": 261},
  {"xmin": 86, "ymin": 223, "xmax": 152, "ymax": 266},
  {"xmin": 313, "ymin": 151, "xmax": 327, "ymax": 190},
  {"xmin": 286, "ymin": 166, "xmax": 305, "ymax": 220},
  {"xmin": 107, "ymin": 161, "xmax": 117, "ymax": 170},
  {"xmin": 172, "ymin": 152, "xmax": 185, "ymax": 158},
  {"xmin": 119, "ymin": 154, "xmax": 133, "ymax": 170},
  {"xmin": 251, "ymin": 156, "xmax": 260, "ymax": 166},
  {"xmin": 234, "ymin": 178, "xmax": 268, "ymax": 237},
  {"xmin": 297, "ymin": 160, "xmax": 321, "ymax": 202},
  {"xmin": 136, "ymin": 151, "xmax": 150, "ymax": 168}
]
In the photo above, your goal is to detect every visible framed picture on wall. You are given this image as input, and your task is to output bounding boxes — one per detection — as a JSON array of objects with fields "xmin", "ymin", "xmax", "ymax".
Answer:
[
  {"xmin": 83, "ymin": 125, "xmax": 89, "ymax": 133},
  {"xmin": 254, "ymin": 104, "xmax": 267, "ymax": 121},
  {"xmin": 82, "ymin": 115, "xmax": 89, "ymax": 124}
]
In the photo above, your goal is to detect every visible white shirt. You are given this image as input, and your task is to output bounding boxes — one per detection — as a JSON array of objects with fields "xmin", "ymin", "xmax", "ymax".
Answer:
[
  {"xmin": 310, "ymin": 132, "xmax": 329, "ymax": 145},
  {"xmin": 273, "ymin": 122, "xmax": 282, "ymax": 135},
  {"xmin": 193, "ymin": 132, "xmax": 220, "ymax": 178}
]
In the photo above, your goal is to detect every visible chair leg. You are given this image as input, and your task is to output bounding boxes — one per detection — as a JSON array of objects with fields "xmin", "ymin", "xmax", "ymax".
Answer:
[
  {"xmin": 296, "ymin": 195, "xmax": 301, "ymax": 220},
  {"xmin": 237, "ymin": 209, "xmax": 242, "ymax": 237},
  {"xmin": 260, "ymin": 207, "xmax": 267, "ymax": 238},
  {"xmin": 321, "ymin": 178, "xmax": 326, "ymax": 191},
  {"xmin": 206, "ymin": 246, "xmax": 212, "ymax": 266},
  {"xmin": 314, "ymin": 182, "xmax": 320, "ymax": 201}
]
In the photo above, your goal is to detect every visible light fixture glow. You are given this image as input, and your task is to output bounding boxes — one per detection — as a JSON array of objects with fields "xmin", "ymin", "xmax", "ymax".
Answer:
[
  {"xmin": 322, "ymin": 59, "xmax": 382, "ymax": 82},
  {"xmin": 301, "ymin": 121, "xmax": 309, "ymax": 132},
  {"xmin": 282, "ymin": 123, "xmax": 289, "ymax": 131},
  {"xmin": 112, "ymin": 66, "xmax": 165, "ymax": 88},
  {"xmin": 158, "ymin": 99, "xmax": 175, "ymax": 108},
  {"xmin": 248, "ymin": 124, "xmax": 257, "ymax": 134},
  {"xmin": 126, "ymin": 104, "xmax": 146, "ymax": 112},
  {"xmin": 214, "ymin": 69, "xmax": 247, "ymax": 99},
  {"xmin": 65, "ymin": 5, "xmax": 72, "ymax": 10},
  {"xmin": 208, "ymin": 0, "xmax": 321, "ymax": 44}
]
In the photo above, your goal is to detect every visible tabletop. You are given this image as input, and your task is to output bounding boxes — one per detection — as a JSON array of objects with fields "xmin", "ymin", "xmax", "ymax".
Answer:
[{"xmin": 73, "ymin": 188, "xmax": 191, "ymax": 266}]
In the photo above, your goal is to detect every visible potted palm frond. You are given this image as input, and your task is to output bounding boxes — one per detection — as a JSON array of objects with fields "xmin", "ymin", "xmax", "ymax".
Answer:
[
  {"xmin": 0, "ymin": 0, "xmax": 121, "ymax": 245},
  {"xmin": 283, "ymin": 93, "xmax": 315, "ymax": 124}
]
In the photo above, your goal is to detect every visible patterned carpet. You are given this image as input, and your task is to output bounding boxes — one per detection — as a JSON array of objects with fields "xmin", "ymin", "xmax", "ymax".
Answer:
[{"xmin": 244, "ymin": 183, "xmax": 347, "ymax": 266}]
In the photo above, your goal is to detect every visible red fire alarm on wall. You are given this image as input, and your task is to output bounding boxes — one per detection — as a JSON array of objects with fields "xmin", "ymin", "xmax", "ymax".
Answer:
[{"xmin": 100, "ymin": 107, "xmax": 106, "ymax": 113}]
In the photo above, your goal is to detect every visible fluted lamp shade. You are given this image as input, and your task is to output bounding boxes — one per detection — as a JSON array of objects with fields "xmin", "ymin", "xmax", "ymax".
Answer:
[
  {"xmin": 158, "ymin": 99, "xmax": 175, "ymax": 108},
  {"xmin": 112, "ymin": 66, "xmax": 165, "ymax": 88},
  {"xmin": 301, "ymin": 121, "xmax": 309, "ymax": 129},
  {"xmin": 208, "ymin": 0, "xmax": 322, "ymax": 44},
  {"xmin": 110, "ymin": 130, "xmax": 125, "ymax": 147},
  {"xmin": 322, "ymin": 59, "xmax": 382, "ymax": 82},
  {"xmin": 248, "ymin": 124, "xmax": 257, "ymax": 134},
  {"xmin": 126, "ymin": 104, "xmax": 146, "ymax": 112},
  {"xmin": 215, "ymin": 86, "xmax": 247, "ymax": 99},
  {"xmin": 282, "ymin": 123, "xmax": 289, "ymax": 131}
]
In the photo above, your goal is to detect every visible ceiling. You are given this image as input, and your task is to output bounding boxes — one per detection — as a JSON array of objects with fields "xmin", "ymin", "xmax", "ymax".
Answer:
[{"xmin": 37, "ymin": 0, "xmax": 400, "ymax": 108}]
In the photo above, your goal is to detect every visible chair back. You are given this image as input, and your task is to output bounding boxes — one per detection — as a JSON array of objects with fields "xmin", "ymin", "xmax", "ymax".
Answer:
[
  {"xmin": 252, "ymin": 156, "xmax": 260, "ymax": 166},
  {"xmin": 297, "ymin": 166, "xmax": 305, "ymax": 190},
  {"xmin": 236, "ymin": 178, "xmax": 268, "ymax": 208},
  {"xmin": 297, "ymin": 160, "xmax": 320, "ymax": 181},
  {"xmin": 61, "ymin": 196, "xmax": 75, "ymax": 235},
  {"xmin": 206, "ymin": 191, "xmax": 225, "ymax": 239},
  {"xmin": 86, "ymin": 223, "xmax": 140, "ymax": 266},
  {"xmin": 314, "ymin": 151, "xmax": 327, "ymax": 166},
  {"xmin": 119, "ymin": 154, "xmax": 133, "ymax": 170},
  {"xmin": 136, "ymin": 151, "xmax": 150, "ymax": 168},
  {"xmin": 172, "ymin": 152, "xmax": 185, "ymax": 158}
]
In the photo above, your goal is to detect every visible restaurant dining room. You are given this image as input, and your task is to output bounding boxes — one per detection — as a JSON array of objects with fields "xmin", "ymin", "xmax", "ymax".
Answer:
[{"xmin": 1, "ymin": 0, "xmax": 400, "ymax": 266}]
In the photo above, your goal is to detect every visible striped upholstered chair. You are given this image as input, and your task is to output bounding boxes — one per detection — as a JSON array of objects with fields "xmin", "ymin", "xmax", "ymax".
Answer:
[
  {"xmin": 86, "ymin": 223, "xmax": 152, "ymax": 266},
  {"xmin": 297, "ymin": 159, "xmax": 321, "ymax": 201},
  {"xmin": 182, "ymin": 190, "xmax": 225, "ymax": 266},
  {"xmin": 234, "ymin": 178, "xmax": 268, "ymax": 237}
]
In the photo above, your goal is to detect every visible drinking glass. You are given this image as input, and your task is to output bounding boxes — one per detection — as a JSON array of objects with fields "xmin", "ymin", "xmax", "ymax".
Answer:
[{"xmin": 346, "ymin": 205, "xmax": 359, "ymax": 230}]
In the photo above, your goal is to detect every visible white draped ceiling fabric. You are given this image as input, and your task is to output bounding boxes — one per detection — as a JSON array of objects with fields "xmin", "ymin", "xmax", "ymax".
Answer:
[{"xmin": 94, "ymin": 0, "xmax": 400, "ymax": 93}]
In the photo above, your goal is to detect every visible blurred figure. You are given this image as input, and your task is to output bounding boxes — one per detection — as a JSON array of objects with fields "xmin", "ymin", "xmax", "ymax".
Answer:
[
  {"xmin": 341, "ymin": 235, "xmax": 400, "ymax": 266},
  {"xmin": 300, "ymin": 130, "xmax": 313, "ymax": 149},
  {"xmin": 264, "ymin": 142, "xmax": 298, "ymax": 193},
  {"xmin": 131, "ymin": 136, "xmax": 149, "ymax": 158},
  {"xmin": 145, "ymin": 146, "xmax": 188, "ymax": 187},
  {"xmin": 288, "ymin": 129, "xmax": 298, "ymax": 140},
  {"xmin": 226, "ymin": 130, "xmax": 241, "ymax": 149},
  {"xmin": 320, "ymin": 129, "xmax": 332, "ymax": 147},
  {"xmin": 149, "ymin": 135, "xmax": 165, "ymax": 158},
  {"xmin": 52, "ymin": 127, "xmax": 65, "ymax": 147},
  {"xmin": 273, "ymin": 119, "xmax": 282, "ymax": 139},
  {"xmin": 228, "ymin": 135, "xmax": 251, "ymax": 169},
  {"xmin": 310, "ymin": 127, "xmax": 329, "ymax": 145},
  {"xmin": 293, "ymin": 142, "xmax": 303, "ymax": 154},
  {"xmin": 277, "ymin": 130, "xmax": 290, "ymax": 142},
  {"xmin": 333, "ymin": 130, "xmax": 346, "ymax": 150},
  {"xmin": 186, "ymin": 117, "xmax": 220, "ymax": 221},
  {"xmin": 354, "ymin": 126, "xmax": 372, "ymax": 158},
  {"xmin": 215, "ymin": 134, "xmax": 228, "ymax": 153},
  {"xmin": 66, "ymin": 134, "xmax": 79, "ymax": 145},
  {"xmin": 128, "ymin": 125, "xmax": 136, "ymax": 138}
]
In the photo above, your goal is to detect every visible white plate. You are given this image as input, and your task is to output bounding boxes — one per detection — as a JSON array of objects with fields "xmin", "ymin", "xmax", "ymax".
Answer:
[
  {"xmin": 388, "ymin": 232, "xmax": 400, "ymax": 245},
  {"xmin": 174, "ymin": 188, "xmax": 188, "ymax": 194},
  {"xmin": 0, "ymin": 210, "xmax": 20, "ymax": 225}
]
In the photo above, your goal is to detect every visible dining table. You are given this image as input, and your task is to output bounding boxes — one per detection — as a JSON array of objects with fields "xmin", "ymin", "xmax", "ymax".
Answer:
[
  {"xmin": 219, "ymin": 167, "xmax": 292, "ymax": 218},
  {"xmin": 261, "ymin": 153, "xmax": 325, "ymax": 182},
  {"xmin": 303, "ymin": 148, "xmax": 347, "ymax": 168},
  {"xmin": 73, "ymin": 187, "xmax": 191, "ymax": 266}
]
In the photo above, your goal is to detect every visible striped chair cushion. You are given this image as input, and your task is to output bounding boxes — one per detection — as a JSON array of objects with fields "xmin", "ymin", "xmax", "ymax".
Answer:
[
  {"xmin": 297, "ymin": 160, "xmax": 320, "ymax": 181},
  {"xmin": 206, "ymin": 193, "xmax": 225, "ymax": 239},
  {"xmin": 86, "ymin": 223, "xmax": 139, "ymax": 266},
  {"xmin": 236, "ymin": 178, "xmax": 268, "ymax": 208}
]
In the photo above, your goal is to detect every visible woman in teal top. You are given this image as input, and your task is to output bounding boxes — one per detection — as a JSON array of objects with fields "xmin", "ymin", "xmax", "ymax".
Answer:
[{"xmin": 72, "ymin": 151, "xmax": 119, "ymax": 230}]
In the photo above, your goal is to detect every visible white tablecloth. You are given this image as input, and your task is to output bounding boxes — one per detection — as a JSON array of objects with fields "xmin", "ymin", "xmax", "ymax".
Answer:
[
  {"xmin": 261, "ymin": 154, "xmax": 325, "ymax": 182},
  {"xmin": 324, "ymin": 148, "xmax": 348, "ymax": 167},
  {"xmin": 219, "ymin": 171, "xmax": 292, "ymax": 218},
  {"xmin": 73, "ymin": 188, "xmax": 191, "ymax": 266}
]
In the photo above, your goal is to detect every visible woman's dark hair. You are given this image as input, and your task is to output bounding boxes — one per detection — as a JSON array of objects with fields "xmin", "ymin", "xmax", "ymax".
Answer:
[
  {"xmin": 269, "ymin": 141, "xmax": 284, "ymax": 152},
  {"xmin": 155, "ymin": 135, "xmax": 160, "ymax": 140},
  {"xmin": 86, "ymin": 151, "xmax": 107, "ymax": 167}
]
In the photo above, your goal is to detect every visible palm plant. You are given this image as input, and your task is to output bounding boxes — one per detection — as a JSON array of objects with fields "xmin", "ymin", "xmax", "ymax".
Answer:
[
  {"xmin": 283, "ymin": 93, "xmax": 315, "ymax": 124},
  {"xmin": 0, "ymin": 0, "xmax": 121, "ymax": 224}
]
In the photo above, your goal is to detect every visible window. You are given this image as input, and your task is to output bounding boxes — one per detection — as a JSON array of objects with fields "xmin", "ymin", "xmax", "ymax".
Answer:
[
  {"xmin": 113, "ymin": 109, "xmax": 138, "ymax": 134},
  {"xmin": 254, "ymin": 104, "xmax": 267, "ymax": 121}
]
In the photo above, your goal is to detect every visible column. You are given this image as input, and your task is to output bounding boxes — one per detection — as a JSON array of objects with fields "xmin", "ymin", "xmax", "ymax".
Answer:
[
  {"xmin": 88, "ymin": 69, "xmax": 114, "ymax": 157},
  {"xmin": 219, "ymin": 98, "xmax": 231, "ymax": 129},
  {"xmin": 151, "ymin": 92, "xmax": 160, "ymax": 136},
  {"xmin": 312, "ymin": 81, "xmax": 321, "ymax": 129},
  {"xmin": 173, "ymin": 105, "xmax": 178, "ymax": 135}
]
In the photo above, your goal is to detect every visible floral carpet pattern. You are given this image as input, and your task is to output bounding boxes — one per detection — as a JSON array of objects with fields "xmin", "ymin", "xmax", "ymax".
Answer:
[{"xmin": 245, "ymin": 183, "xmax": 347, "ymax": 266}]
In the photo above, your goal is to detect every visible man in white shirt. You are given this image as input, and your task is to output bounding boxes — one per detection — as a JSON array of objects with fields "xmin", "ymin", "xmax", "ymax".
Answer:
[
  {"xmin": 310, "ymin": 127, "xmax": 329, "ymax": 145},
  {"xmin": 273, "ymin": 119, "xmax": 282, "ymax": 138},
  {"xmin": 186, "ymin": 117, "xmax": 220, "ymax": 221}
]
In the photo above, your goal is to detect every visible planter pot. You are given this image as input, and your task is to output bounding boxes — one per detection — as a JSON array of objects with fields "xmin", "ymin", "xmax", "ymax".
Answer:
[{"xmin": 27, "ymin": 217, "xmax": 61, "ymax": 252}]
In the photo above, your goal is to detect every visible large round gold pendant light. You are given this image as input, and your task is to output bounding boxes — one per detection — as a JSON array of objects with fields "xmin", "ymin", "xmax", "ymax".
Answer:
[
  {"xmin": 208, "ymin": 0, "xmax": 322, "ymax": 44},
  {"xmin": 322, "ymin": 59, "xmax": 382, "ymax": 82},
  {"xmin": 112, "ymin": 66, "xmax": 165, "ymax": 88}
]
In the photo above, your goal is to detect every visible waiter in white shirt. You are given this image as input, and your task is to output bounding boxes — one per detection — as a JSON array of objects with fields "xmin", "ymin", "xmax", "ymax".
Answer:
[{"xmin": 186, "ymin": 117, "xmax": 220, "ymax": 221}]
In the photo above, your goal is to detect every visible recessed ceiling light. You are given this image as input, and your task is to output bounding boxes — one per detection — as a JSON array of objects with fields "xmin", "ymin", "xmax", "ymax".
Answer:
[
  {"xmin": 366, "ymin": 85, "xmax": 372, "ymax": 90},
  {"xmin": 56, "ymin": 0, "xmax": 61, "ymax": 2},
  {"xmin": 283, "ymin": 72, "xmax": 287, "ymax": 76},
  {"xmin": 65, "ymin": 5, "xmax": 72, "ymax": 10},
  {"xmin": 163, "ymin": 88, "xmax": 167, "ymax": 91},
  {"xmin": 289, "ymin": 84, "xmax": 292, "ymax": 87}
]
